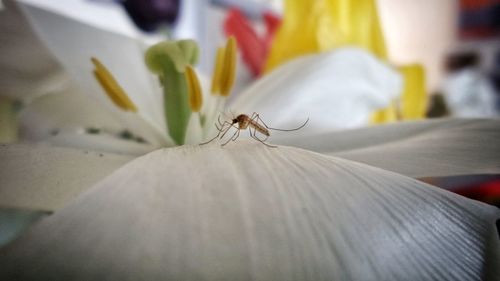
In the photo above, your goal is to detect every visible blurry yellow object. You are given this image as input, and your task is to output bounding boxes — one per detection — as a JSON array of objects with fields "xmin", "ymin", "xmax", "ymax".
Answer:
[
  {"xmin": 265, "ymin": 0, "xmax": 387, "ymax": 71},
  {"xmin": 399, "ymin": 64, "xmax": 426, "ymax": 120},
  {"xmin": 0, "ymin": 97, "xmax": 18, "ymax": 143},
  {"xmin": 371, "ymin": 103, "xmax": 399, "ymax": 123},
  {"xmin": 266, "ymin": 0, "xmax": 427, "ymax": 123},
  {"xmin": 372, "ymin": 65, "xmax": 427, "ymax": 123}
]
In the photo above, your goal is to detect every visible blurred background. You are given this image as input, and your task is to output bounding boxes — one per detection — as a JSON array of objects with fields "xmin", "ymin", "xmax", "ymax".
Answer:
[
  {"xmin": 0, "ymin": 0, "xmax": 499, "ymax": 208},
  {"xmin": 1, "ymin": 0, "xmax": 499, "ymax": 118}
]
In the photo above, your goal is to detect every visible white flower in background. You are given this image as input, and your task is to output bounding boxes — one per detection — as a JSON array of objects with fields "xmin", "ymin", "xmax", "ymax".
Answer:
[
  {"xmin": 443, "ymin": 68, "xmax": 499, "ymax": 118},
  {"xmin": 11, "ymin": 0, "xmax": 401, "ymax": 154},
  {"xmin": 0, "ymin": 1, "xmax": 499, "ymax": 280}
]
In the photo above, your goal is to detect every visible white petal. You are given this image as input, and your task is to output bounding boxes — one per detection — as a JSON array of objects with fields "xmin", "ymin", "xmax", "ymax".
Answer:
[
  {"xmin": 0, "ymin": 144, "xmax": 134, "ymax": 211},
  {"xmin": 0, "ymin": 207, "xmax": 49, "ymax": 248},
  {"xmin": 229, "ymin": 48, "xmax": 402, "ymax": 134},
  {"xmin": 17, "ymin": 0, "xmax": 139, "ymax": 37},
  {"xmin": 18, "ymin": 1, "xmax": 166, "ymax": 134},
  {"xmin": 0, "ymin": 0, "xmax": 69, "ymax": 101},
  {"xmin": 184, "ymin": 113, "xmax": 203, "ymax": 145},
  {"xmin": 20, "ymin": 89, "xmax": 171, "ymax": 147},
  {"xmin": 45, "ymin": 131, "xmax": 159, "ymax": 156},
  {"xmin": 20, "ymin": 88, "xmax": 122, "ymax": 140},
  {"xmin": 1, "ymin": 141, "xmax": 498, "ymax": 280},
  {"xmin": 273, "ymin": 118, "xmax": 500, "ymax": 178}
]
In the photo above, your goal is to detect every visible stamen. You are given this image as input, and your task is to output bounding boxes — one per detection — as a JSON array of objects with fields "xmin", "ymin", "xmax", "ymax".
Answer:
[
  {"xmin": 210, "ymin": 47, "xmax": 224, "ymax": 95},
  {"xmin": 219, "ymin": 37, "xmax": 237, "ymax": 97},
  {"xmin": 91, "ymin": 57, "xmax": 138, "ymax": 112},
  {"xmin": 184, "ymin": 65, "xmax": 203, "ymax": 112}
]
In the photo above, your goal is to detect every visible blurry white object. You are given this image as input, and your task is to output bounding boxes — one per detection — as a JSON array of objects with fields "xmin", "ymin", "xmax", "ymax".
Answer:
[
  {"xmin": 211, "ymin": 0, "xmax": 282, "ymax": 18},
  {"xmin": 172, "ymin": 0, "xmax": 210, "ymax": 71},
  {"xmin": 0, "ymin": 0, "xmax": 69, "ymax": 101},
  {"xmin": 443, "ymin": 69, "xmax": 499, "ymax": 118},
  {"xmin": 18, "ymin": 0, "xmax": 402, "ymax": 147},
  {"xmin": 20, "ymin": 0, "xmax": 214, "ymax": 72},
  {"xmin": 231, "ymin": 48, "xmax": 402, "ymax": 134},
  {"xmin": 18, "ymin": 0, "xmax": 138, "ymax": 37},
  {"xmin": 377, "ymin": 0, "xmax": 457, "ymax": 93}
]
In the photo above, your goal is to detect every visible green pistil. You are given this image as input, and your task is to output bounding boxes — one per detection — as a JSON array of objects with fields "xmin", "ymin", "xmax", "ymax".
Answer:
[{"xmin": 145, "ymin": 40, "xmax": 199, "ymax": 145}]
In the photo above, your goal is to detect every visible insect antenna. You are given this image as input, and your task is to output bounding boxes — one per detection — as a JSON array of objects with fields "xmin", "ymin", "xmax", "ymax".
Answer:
[
  {"xmin": 252, "ymin": 112, "xmax": 309, "ymax": 131},
  {"xmin": 267, "ymin": 117, "xmax": 309, "ymax": 131}
]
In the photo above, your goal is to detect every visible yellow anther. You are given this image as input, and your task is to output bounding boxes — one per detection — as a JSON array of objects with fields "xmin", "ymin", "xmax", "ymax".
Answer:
[
  {"xmin": 91, "ymin": 57, "xmax": 138, "ymax": 112},
  {"xmin": 184, "ymin": 65, "xmax": 203, "ymax": 112},
  {"xmin": 219, "ymin": 37, "xmax": 237, "ymax": 97},
  {"xmin": 210, "ymin": 47, "xmax": 225, "ymax": 95}
]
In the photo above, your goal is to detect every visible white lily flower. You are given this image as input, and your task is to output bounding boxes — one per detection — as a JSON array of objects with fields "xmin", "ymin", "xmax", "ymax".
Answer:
[
  {"xmin": 0, "ymin": 1, "xmax": 499, "ymax": 280},
  {"xmin": 13, "ymin": 0, "xmax": 401, "ymax": 152}
]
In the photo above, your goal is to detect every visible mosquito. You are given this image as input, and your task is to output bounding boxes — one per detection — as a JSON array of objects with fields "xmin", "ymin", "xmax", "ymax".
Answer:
[{"xmin": 200, "ymin": 112, "xmax": 309, "ymax": 147}]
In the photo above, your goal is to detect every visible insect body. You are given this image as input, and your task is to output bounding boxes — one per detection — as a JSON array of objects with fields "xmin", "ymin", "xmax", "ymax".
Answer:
[
  {"xmin": 234, "ymin": 114, "xmax": 270, "ymax": 137},
  {"xmin": 201, "ymin": 112, "xmax": 308, "ymax": 147}
]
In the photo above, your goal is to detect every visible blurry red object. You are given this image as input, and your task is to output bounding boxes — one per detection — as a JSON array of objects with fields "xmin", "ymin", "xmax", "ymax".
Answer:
[
  {"xmin": 454, "ymin": 179, "xmax": 500, "ymax": 206},
  {"xmin": 224, "ymin": 8, "xmax": 281, "ymax": 77},
  {"xmin": 459, "ymin": 0, "xmax": 500, "ymax": 39}
]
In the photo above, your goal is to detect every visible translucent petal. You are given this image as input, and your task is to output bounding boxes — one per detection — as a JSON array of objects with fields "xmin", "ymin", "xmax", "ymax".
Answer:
[
  {"xmin": 18, "ymin": 1, "xmax": 166, "ymax": 135},
  {"xmin": 229, "ymin": 48, "xmax": 402, "ymax": 134},
  {"xmin": 1, "ymin": 142, "xmax": 498, "ymax": 280},
  {"xmin": 0, "ymin": 144, "xmax": 133, "ymax": 211},
  {"xmin": 0, "ymin": 207, "xmax": 49, "ymax": 248},
  {"xmin": 273, "ymin": 118, "xmax": 500, "ymax": 178},
  {"xmin": 19, "ymin": 89, "xmax": 121, "ymax": 140},
  {"xmin": 44, "ymin": 131, "xmax": 159, "ymax": 156},
  {"xmin": 0, "ymin": 0, "xmax": 68, "ymax": 101},
  {"xmin": 19, "ymin": 89, "xmax": 171, "ymax": 147},
  {"xmin": 18, "ymin": 0, "xmax": 139, "ymax": 38}
]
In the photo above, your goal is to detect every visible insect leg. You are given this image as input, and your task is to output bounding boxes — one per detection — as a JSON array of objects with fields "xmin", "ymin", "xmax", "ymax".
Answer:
[
  {"xmin": 200, "ymin": 126, "xmax": 223, "ymax": 145},
  {"xmin": 219, "ymin": 121, "xmax": 238, "ymax": 140},
  {"xmin": 217, "ymin": 115, "xmax": 225, "ymax": 128},
  {"xmin": 200, "ymin": 121, "xmax": 231, "ymax": 145},
  {"xmin": 222, "ymin": 128, "xmax": 240, "ymax": 146},
  {"xmin": 250, "ymin": 113, "xmax": 270, "ymax": 142},
  {"xmin": 231, "ymin": 127, "xmax": 241, "ymax": 141},
  {"xmin": 248, "ymin": 119, "xmax": 276, "ymax": 148},
  {"xmin": 250, "ymin": 133, "xmax": 276, "ymax": 148}
]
